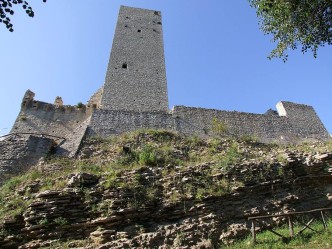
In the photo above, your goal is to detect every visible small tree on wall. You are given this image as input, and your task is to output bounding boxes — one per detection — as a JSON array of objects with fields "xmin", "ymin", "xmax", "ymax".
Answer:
[
  {"xmin": 211, "ymin": 118, "xmax": 228, "ymax": 137},
  {"xmin": 76, "ymin": 102, "xmax": 84, "ymax": 108}
]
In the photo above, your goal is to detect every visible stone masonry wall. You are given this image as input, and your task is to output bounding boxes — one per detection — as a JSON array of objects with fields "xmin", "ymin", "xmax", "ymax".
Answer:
[
  {"xmin": 88, "ymin": 109, "xmax": 175, "ymax": 137},
  {"xmin": 173, "ymin": 106, "xmax": 291, "ymax": 142},
  {"xmin": 11, "ymin": 92, "xmax": 93, "ymax": 156},
  {"xmin": 101, "ymin": 6, "xmax": 169, "ymax": 112},
  {"xmin": 0, "ymin": 135, "xmax": 54, "ymax": 185},
  {"xmin": 87, "ymin": 101, "xmax": 330, "ymax": 143},
  {"xmin": 276, "ymin": 101, "xmax": 329, "ymax": 139},
  {"xmin": 173, "ymin": 102, "xmax": 330, "ymax": 143}
]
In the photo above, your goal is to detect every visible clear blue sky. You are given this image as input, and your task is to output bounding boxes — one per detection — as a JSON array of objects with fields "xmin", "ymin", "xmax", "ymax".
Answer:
[{"xmin": 1, "ymin": 0, "xmax": 331, "ymax": 136}]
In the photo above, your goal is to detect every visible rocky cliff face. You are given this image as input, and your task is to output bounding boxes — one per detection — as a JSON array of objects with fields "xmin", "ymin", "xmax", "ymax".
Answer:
[{"xmin": 0, "ymin": 130, "xmax": 331, "ymax": 248}]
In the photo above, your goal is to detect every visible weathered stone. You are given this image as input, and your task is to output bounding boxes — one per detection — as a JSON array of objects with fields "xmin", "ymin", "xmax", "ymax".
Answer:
[
  {"xmin": 67, "ymin": 173, "xmax": 99, "ymax": 187},
  {"xmin": 219, "ymin": 223, "xmax": 249, "ymax": 244},
  {"xmin": 0, "ymin": 135, "xmax": 54, "ymax": 186}
]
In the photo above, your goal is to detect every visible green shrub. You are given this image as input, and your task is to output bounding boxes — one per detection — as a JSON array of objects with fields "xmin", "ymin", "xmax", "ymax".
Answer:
[
  {"xmin": 19, "ymin": 115, "xmax": 27, "ymax": 121},
  {"xmin": 139, "ymin": 145, "xmax": 157, "ymax": 166},
  {"xmin": 76, "ymin": 102, "xmax": 84, "ymax": 108},
  {"xmin": 0, "ymin": 228, "xmax": 8, "ymax": 239},
  {"xmin": 77, "ymin": 162, "xmax": 101, "ymax": 175},
  {"xmin": 116, "ymin": 150, "xmax": 138, "ymax": 167},
  {"xmin": 38, "ymin": 218, "xmax": 49, "ymax": 225},
  {"xmin": 2, "ymin": 177, "xmax": 22, "ymax": 192},
  {"xmin": 276, "ymin": 154, "xmax": 288, "ymax": 165},
  {"xmin": 211, "ymin": 118, "xmax": 228, "ymax": 136},
  {"xmin": 218, "ymin": 142, "xmax": 241, "ymax": 169},
  {"xmin": 54, "ymin": 217, "xmax": 68, "ymax": 226},
  {"xmin": 144, "ymin": 129, "xmax": 177, "ymax": 142},
  {"xmin": 241, "ymin": 134, "xmax": 258, "ymax": 143},
  {"xmin": 103, "ymin": 170, "xmax": 120, "ymax": 189}
]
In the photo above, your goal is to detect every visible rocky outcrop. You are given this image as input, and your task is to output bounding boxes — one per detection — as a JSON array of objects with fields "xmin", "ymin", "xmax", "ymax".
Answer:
[{"xmin": 1, "ymin": 147, "xmax": 332, "ymax": 248}]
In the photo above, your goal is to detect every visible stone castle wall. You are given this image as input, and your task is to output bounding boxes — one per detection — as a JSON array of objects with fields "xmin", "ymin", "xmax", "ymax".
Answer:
[
  {"xmin": 172, "ymin": 102, "xmax": 330, "ymax": 142},
  {"xmin": 87, "ymin": 101, "xmax": 330, "ymax": 143},
  {"xmin": 87, "ymin": 109, "xmax": 175, "ymax": 137},
  {"xmin": 10, "ymin": 91, "xmax": 93, "ymax": 156},
  {"xmin": 173, "ymin": 105, "xmax": 289, "ymax": 141},
  {"xmin": 0, "ymin": 135, "xmax": 54, "ymax": 185},
  {"xmin": 276, "ymin": 101, "xmax": 329, "ymax": 139},
  {"xmin": 10, "ymin": 91, "xmax": 330, "ymax": 157},
  {"xmin": 101, "ymin": 6, "xmax": 168, "ymax": 112}
]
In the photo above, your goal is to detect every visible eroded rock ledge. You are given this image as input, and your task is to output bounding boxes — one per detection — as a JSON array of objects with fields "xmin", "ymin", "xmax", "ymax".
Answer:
[{"xmin": 1, "ymin": 133, "xmax": 332, "ymax": 248}]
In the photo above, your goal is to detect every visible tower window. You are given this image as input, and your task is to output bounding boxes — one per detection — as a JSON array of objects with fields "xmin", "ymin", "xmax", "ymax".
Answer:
[
  {"xmin": 122, "ymin": 63, "xmax": 128, "ymax": 69},
  {"xmin": 137, "ymin": 29, "xmax": 141, "ymax": 33}
]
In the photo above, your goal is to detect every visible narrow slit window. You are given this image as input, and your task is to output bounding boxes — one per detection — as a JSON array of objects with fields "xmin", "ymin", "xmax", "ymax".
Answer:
[{"xmin": 122, "ymin": 63, "xmax": 128, "ymax": 69}]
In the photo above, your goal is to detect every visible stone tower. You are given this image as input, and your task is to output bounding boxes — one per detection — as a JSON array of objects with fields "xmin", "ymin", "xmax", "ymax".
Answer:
[{"xmin": 101, "ymin": 6, "xmax": 169, "ymax": 112}]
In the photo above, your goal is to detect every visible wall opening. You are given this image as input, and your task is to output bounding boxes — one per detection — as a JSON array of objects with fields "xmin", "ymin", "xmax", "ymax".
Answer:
[
  {"xmin": 137, "ymin": 29, "xmax": 141, "ymax": 33},
  {"xmin": 122, "ymin": 63, "xmax": 128, "ymax": 69}
]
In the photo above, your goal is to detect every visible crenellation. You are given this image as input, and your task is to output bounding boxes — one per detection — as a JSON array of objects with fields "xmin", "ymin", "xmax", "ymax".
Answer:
[
  {"xmin": 87, "ymin": 87, "xmax": 103, "ymax": 109},
  {"xmin": 19, "ymin": 96, "xmax": 97, "ymax": 116},
  {"xmin": 23, "ymin": 89, "xmax": 35, "ymax": 102},
  {"xmin": 10, "ymin": 91, "xmax": 93, "ymax": 156}
]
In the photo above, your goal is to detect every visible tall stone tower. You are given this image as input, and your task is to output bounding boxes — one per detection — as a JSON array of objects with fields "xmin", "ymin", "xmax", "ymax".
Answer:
[{"xmin": 101, "ymin": 6, "xmax": 169, "ymax": 112}]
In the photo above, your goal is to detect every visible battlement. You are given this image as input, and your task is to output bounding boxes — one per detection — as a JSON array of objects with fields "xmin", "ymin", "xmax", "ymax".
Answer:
[
  {"xmin": 11, "ymin": 90, "xmax": 95, "ymax": 156},
  {"xmin": 20, "ymin": 89, "xmax": 100, "ymax": 115}
]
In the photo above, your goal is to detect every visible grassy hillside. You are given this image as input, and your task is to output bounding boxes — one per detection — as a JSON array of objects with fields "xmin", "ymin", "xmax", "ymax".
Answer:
[
  {"xmin": 229, "ymin": 220, "xmax": 332, "ymax": 249},
  {"xmin": 0, "ymin": 130, "xmax": 332, "ymax": 248}
]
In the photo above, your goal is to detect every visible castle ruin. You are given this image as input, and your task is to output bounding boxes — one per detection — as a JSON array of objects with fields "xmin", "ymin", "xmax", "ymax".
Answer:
[{"xmin": 1, "ymin": 6, "xmax": 330, "ymax": 173}]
